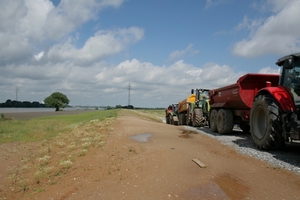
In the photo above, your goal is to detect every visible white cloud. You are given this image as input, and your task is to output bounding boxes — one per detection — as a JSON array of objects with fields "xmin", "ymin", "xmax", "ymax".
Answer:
[
  {"xmin": 0, "ymin": 0, "xmax": 125, "ymax": 64},
  {"xmin": 34, "ymin": 51, "xmax": 44, "ymax": 61},
  {"xmin": 167, "ymin": 44, "xmax": 199, "ymax": 63},
  {"xmin": 258, "ymin": 66, "xmax": 280, "ymax": 74},
  {"xmin": 233, "ymin": 0, "xmax": 300, "ymax": 58},
  {"xmin": 0, "ymin": 54, "xmax": 246, "ymax": 107},
  {"xmin": 47, "ymin": 27, "xmax": 144, "ymax": 63}
]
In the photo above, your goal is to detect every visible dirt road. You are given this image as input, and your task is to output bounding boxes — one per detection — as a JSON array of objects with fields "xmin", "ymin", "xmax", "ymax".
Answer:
[{"xmin": 1, "ymin": 109, "xmax": 300, "ymax": 199}]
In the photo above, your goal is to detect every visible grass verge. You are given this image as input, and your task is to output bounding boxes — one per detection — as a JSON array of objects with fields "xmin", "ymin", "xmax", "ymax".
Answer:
[{"xmin": 0, "ymin": 109, "xmax": 118, "ymax": 197}]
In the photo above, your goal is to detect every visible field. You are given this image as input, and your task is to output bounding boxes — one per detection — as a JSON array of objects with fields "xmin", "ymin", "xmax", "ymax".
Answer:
[{"xmin": 0, "ymin": 109, "xmax": 119, "ymax": 199}]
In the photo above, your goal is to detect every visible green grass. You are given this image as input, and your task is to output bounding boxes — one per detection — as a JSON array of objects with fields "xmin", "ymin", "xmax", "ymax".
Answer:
[{"xmin": 0, "ymin": 109, "xmax": 118, "ymax": 144}]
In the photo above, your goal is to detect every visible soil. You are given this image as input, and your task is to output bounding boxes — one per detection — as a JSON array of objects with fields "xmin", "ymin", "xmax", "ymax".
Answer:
[{"xmin": 1, "ymin": 109, "xmax": 300, "ymax": 199}]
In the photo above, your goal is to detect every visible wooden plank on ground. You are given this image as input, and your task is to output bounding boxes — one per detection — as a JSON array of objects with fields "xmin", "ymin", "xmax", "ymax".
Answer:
[{"xmin": 192, "ymin": 158, "xmax": 207, "ymax": 168}]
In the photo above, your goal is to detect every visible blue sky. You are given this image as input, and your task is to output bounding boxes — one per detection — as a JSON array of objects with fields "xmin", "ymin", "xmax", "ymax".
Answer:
[{"xmin": 1, "ymin": 0, "xmax": 300, "ymax": 108}]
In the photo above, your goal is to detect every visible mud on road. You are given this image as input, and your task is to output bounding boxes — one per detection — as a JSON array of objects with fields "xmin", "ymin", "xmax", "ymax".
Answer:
[{"xmin": 1, "ymin": 109, "xmax": 300, "ymax": 199}]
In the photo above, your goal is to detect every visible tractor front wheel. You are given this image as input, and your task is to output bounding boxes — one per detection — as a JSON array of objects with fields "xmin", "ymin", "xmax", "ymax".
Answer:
[
  {"xmin": 250, "ymin": 94, "xmax": 285, "ymax": 150},
  {"xmin": 192, "ymin": 108, "xmax": 202, "ymax": 127}
]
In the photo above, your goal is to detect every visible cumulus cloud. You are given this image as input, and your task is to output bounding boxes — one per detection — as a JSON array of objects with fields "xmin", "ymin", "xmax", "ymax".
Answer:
[
  {"xmin": 233, "ymin": 0, "xmax": 300, "ymax": 58},
  {"xmin": 0, "ymin": 0, "xmax": 250, "ymax": 108},
  {"xmin": 0, "ymin": 0, "xmax": 125, "ymax": 64},
  {"xmin": 47, "ymin": 27, "xmax": 144, "ymax": 63},
  {"xmin": 0, "ymin": 52, "xmax": 246, "ymax": 107}
]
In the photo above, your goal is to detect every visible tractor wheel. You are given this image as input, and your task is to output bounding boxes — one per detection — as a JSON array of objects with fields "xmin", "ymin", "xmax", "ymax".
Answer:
[
  {"xmin": 210, "ymin": 109, "xmax": 218, "ymax": 132},
  {"xmin": 178, "ymin": 113, "xmax": 185, "ymax": 126},
  {"xmin": 166, "ymin": 115, "xmax": 170, "ymax": 124},
  {"xmin": 192, "ymin": 108, "xmax": 202, "ymax": 127},
  {"xmin": 182, "ymin": 113, "xmax": 187, "ymax": 125},
  {"xmin": 217, "ymin": 109, "xmax": 234, "ymax": 134},
  {"xmin": 250, "ymin": 94, "xmax": 285, "ymax": 150},
  {"xmin": 169, "ymin": 115, "xmax": 174, "ymax": 125}
]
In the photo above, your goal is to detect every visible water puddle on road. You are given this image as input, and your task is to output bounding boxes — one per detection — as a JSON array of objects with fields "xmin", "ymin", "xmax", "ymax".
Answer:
[
  {"xmin": 129, "ymin": 133, "xmax": 152, "ymax": 143},
  {"xmin": 214, "ymin": 173, "xmax": 249, "ymax": 199},
  {"xmin": 181, "ymin": 173, "xmax": 249, "ymax": 199},
  {"xmin": 181, "ymin": 182, "xmax": 230, "ymax": 199}
]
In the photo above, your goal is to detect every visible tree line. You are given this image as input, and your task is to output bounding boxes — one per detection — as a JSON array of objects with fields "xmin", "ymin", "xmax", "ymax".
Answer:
[{"xmin": 0, "ymin": 99, "xmax": 46, "ymax": 108}]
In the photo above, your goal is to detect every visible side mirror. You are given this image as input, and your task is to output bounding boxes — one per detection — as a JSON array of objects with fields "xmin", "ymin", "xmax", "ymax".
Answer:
[{"xmin": 284, "ymin": 57, "xmax": 294, "ymax": 69}]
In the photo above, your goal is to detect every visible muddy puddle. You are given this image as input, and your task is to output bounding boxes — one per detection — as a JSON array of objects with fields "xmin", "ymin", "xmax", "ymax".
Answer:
[
  {"xmin": 179, "ymin": 130, "xmax": 197, "ymax": 139},
  {"xmin": 129, "ymin": 133, "xmax": 152, "ymax": 142},
  {"xmin": 181, "ymin": 173, "xmax": 249, "ymax": 199}
]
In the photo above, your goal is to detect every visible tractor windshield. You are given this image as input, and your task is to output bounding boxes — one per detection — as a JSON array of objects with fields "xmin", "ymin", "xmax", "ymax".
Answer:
[{"xmin": 282, "ymin": 59, "xmax": 300, "ymax": 104}]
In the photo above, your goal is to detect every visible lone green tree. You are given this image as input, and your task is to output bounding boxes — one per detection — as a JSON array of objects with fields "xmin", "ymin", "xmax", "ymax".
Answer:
[{"xmin": 44, "ymin": 92, "xmax": 70, "ymax": 111}]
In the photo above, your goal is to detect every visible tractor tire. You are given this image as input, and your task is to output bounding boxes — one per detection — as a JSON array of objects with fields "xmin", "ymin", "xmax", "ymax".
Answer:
[
  {"xmin": 169, "ymin": 115, "xmax": 174, "ymax": 125},
  {"xmin": 182, "ymin": 113, "xmax": 187, "ymax": 125},
  {"xmin": 210, "ymin": 109, "xmax": 218, "ymax": 132},
  {"xmin": 166, "ymin": 115, "xmax": 170, "ymax": 124},
  {"xmin": 250, "ymin": 94, "xmax": 285, "ymax": 150},
  {"xmin": 192, "ymin": 108, "xmax": 202, "ymax": 127},
  {"xmin": 217, "ymin": 109, "xmax": 234, "ymax": 134},
  {"xmin": 179, "ymin": 113, "xmax": 185, "ymax": 126}
]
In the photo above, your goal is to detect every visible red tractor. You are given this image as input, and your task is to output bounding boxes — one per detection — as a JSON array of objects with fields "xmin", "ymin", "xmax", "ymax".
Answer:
[
  {"xmin": 209, "ymin": 52, "xmax": 300, "ymax": 150},
  {"xmin": 165, "ymin": 104, "xmax": 178, "ymax": 125}
]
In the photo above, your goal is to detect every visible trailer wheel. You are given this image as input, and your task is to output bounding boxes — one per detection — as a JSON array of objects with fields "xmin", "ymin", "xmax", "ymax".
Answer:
[
  {"xmin": 186, "ymin": 109, "xmax": 192, "ymax": 126},
  {"xmin": 250, "ymin": 94, "xmax": 285, "ymax": 150},
  {"xmin": 182, "ymin": 113, "xmax": 187, "ymax": 125},
  {"xmin": 217, "ymin": 109, "xmax": 234, "ymax": 134},
  {"xmin": 192, "ymin": 108, "xmax": 202, "ymax": 127},
  {"xmin": 210, "ymin": 109, "xmax": 218, "ymax": 132},
  {"xmin": 179, "ymin": 113, "xmax": 186, "ymax": 126}
]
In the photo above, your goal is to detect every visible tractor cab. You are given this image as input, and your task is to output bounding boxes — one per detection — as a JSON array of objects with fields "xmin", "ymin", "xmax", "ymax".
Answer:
[
  {"xmin": 194, "ymin": 88, "xmax": 210, "ymax": 114},
  {"xmin": 277, "ymin": 53, "xmax": 300, "ymax": 105}
]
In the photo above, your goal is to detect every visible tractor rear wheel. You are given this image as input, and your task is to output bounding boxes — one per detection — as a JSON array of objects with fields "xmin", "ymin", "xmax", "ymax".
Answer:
[
  {"xmin": 217, "ymin": 109, "xmax": 234, "ymax": 134},
  {"xmin": 169, "ymin": 115, "xmax": 174, "ymax": 125},
  {"xmin": 192, "ymin": 108, "xmax": 202, "ymax": 127},
  {"xmin": 166, "ymin": 115, "xmax": 170, "ymax": 124},
  {"xmin": 210, "ymin": 109, "xmax": 218, "ymax": 132},
  {"xmin": 250, "ymin": 94, "xmax": 285, "ymax": 150}
]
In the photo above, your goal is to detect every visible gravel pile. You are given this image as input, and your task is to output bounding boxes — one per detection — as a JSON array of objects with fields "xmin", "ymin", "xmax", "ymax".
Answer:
[{"xmin": 184, "ymin": 125, "xmax": 300, "ymax": 174}]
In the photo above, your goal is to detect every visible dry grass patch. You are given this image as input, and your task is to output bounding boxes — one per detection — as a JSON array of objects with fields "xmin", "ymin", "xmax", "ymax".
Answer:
[{"xmin": 1, "ymin": 110, "xmax": 117, "ymax": 197}]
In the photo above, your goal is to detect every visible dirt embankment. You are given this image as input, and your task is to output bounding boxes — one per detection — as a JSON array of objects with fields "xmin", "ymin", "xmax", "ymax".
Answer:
[{"xmin": 1, "ymin": 109, "xmax": 300, "ymax": 199}]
